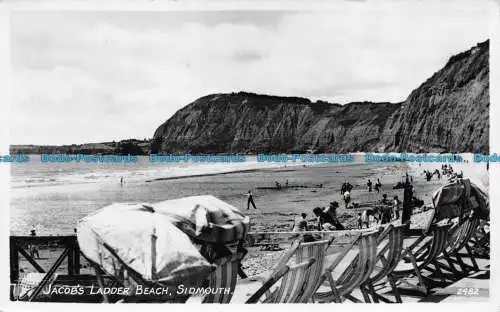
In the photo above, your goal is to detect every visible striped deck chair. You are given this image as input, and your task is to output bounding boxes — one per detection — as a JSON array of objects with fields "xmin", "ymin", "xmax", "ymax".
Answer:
[
  {"xmin": 295, "ymin": 239, "xmax": 334, "ymax": 303},
  {"xmin": 391, "ymin": 223, "xmax": 451, "ymax": 295},
  {"xmin": 469, "ymin": 220, "xmax": 489, "ymax": 258},
  {"xmin": 244, "ymin": 239, "xmax": 318, "ymax": 303},
  {"xmin": 313, "ymin": 231, "xmax": 379, "ymax": 303},
  {"xmin": 437, "ymin": 216, "xmax": 480, "ymax": 277},
  {"xmin": 361, "ymin": 223, "xmax": 407, "ymax": 303},
  {"xmin": 245, "ymin": 258, "xmax": 316, "ymax": 303},
  {"xmin": 202, "ymin": 251, "xmax": 245, "ymax": 303}
]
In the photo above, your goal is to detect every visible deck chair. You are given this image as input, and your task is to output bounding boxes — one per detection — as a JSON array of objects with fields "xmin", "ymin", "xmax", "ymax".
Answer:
[
  {"xmin": 313, "ymin": 231, "xmax": 379, "ymax": 303},
  {"xmin": 201, "ymin": 251, "xmax": 246, "ymax": 303},
  {"xmin": 391, "ymin": 223, "xmax": 451, "ymax": 295},
  {"xmin": 244, "ymin": 239, "xmax": 319, "ymax": 303},
  {"xmin": 295, "ymin": 239, "xmax": 334, "ymax": 302},
  {"xmin": 86, "ymin": 241, "xmax": 214, "ymax": 303},
  {"xmin": 361, "ymin": 223, "xmax": 407, "ymax": 303},
  {"xmin": 245, "ymin": 258, "xmax": 316, "ymax": 303},
  {"xmin": 470, "ymin": 220, "xmax": 489, "ymax": 258},
  {"xmin": 437, "ymin": 216, "xmax": 480, "ymax": 277}
]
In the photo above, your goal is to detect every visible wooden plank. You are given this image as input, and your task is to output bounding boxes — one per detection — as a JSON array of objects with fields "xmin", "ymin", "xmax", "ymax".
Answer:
[
  {"xmin": 10, "ymin": 239, "xmax": 19, "ymax": 284},
  {"xmin": 74, "ymin": 243, "xmax": 81, "ymax": 275},
  {"xmin": 11, "ymin": 235, "xmax": 76, "ymax": 244},
  {"xmin": 17, "ymin": 247, "xmax": 46, "ymax": 273},
  {"xmin": 28, "ymin": 247, "xmax": 69, "ymax": 302}
]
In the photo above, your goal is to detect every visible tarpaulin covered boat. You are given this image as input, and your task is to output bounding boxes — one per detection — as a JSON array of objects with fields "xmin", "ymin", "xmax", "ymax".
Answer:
[
  {"xmin": 77, "ymin": 203, "xmax": 215, "ymax": 290},
  {"xmin": 152, "ymin": 195, "xmax": 250, "ymax": 244}
]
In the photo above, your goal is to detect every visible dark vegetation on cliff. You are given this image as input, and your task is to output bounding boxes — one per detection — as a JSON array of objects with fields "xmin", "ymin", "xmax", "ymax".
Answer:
[{"xmin": 152, "ymin": 40, "xmax": 489, "ymax": 154}]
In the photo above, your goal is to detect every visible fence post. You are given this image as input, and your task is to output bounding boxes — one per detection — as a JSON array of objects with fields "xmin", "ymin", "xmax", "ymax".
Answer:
[
  {"xmin": 10, "ymin": 237, "xmax": 19, "ymax": 284},
  {"xmin": 401, "ymin": 174, "xmax": 413, "ymax": 226}
]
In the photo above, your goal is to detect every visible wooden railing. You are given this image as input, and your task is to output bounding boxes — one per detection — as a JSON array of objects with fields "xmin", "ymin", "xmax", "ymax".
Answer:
[{"xmin": 10, "ymin": 235, "xmax": 81, "ymax": 284}]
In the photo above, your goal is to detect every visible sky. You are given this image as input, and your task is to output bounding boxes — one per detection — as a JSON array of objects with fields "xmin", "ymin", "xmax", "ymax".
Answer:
[{"xmin": 9, "ymin": 1, "xmax": 495, "ymax": 145}]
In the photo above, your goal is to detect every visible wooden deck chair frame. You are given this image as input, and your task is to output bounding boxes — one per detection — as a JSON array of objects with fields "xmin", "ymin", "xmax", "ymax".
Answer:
[
  {"xmin": 202, "ymin": 251, "xmax": 246, "ymax": 303},
  {"xmin": 245, "ymin": 237, "xmax": 324, "ymax": 303},
  {"xmin": 245, "ymin": 258, "xmax": 316, "ymax": 303},
  {"xmin": 361, "ymin": 223, "xmax": 407, "ymax": 303},
  {"xmin": 312, "ymin": 231, "xmax": 379, "ymax": 303},
  {"xmin": 435, "ymin": 216, "xmax": 481, "ymax": 278},
  {"xmin": 391, "ymin": 223, "xmax": 451, "ymax": 295},
  {"xmin": 87, "ymin": 241, "xmax": 215, "ymax": 303},
  {"xmin": 469, "ymin": 220, "xmax": 489, "ymax": 258},
  {"xmin": 295, "ymin": 238, "xmax": 335, "ymax": 303}
]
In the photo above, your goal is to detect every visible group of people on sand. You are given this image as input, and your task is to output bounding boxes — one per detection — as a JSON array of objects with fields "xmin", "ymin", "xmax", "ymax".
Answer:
[
  {"xmin": 423, "ymin": 164, "xmax": 463, "ymax": 182},
  {"xmin": 366, "ymin": 178, "xmax": 382, "ymax": 193},
  {"xmin": 357, "ymin": 193, "xmax": 402, "ymax": 229},
  {"xmin": 292, "ymin": 201, "xmax": 346, "ymax": 233}
]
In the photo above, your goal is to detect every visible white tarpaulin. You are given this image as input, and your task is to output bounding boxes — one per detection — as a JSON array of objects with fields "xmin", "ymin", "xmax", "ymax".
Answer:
[
  {"xmin": 152, "ymin": 195, "xmax": 250, "ymax": 243},
  {"xmin": 77, "ymin": 203, "xmax": 214, "ymax": 286}
]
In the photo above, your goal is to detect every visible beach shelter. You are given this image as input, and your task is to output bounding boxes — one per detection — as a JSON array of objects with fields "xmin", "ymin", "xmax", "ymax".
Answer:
[
  {"xmin": 151, "ymin": 195, "xmax": 250, "ymax": 244},
  {"xmin": 77, "ymin": 203, "xmax": 214, "ymax": 290}
]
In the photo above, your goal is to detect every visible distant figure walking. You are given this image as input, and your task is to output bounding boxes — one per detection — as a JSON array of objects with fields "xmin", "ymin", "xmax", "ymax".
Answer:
[
  {"xmin": 367, "ymin": 179, "xmax": 373, "ymax": 192},
  {"xmin": 120, "ymin": 176, "xmax": 124, "ymax": 186},
  {"xmin": 247, "ymin": 190, "xmax": 257, "ymax": 210},
  {"xmin": 374, "ymin": 179, "xmax": 382, "ymax": 193}
]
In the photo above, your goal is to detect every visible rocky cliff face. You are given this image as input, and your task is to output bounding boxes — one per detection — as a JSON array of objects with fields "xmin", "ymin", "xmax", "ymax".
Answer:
[
  {"xmin": 377, "ymin": 40, "xmax": 489, "ymax": 153},
  {"xmin": 152, "ymin": 40, "xmax": 489, "ymax": 154}
]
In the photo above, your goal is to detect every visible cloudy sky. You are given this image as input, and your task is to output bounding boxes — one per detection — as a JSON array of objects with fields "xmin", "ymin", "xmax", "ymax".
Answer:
[{"xmin": 10, "ymin": 1, "xmax": 494, "ymax": 145}]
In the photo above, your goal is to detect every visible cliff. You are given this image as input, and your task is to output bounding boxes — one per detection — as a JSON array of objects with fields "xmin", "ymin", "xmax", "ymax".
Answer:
[
  {"xmin": 377, "ymin": 40, "xmax": 489, "ymax": 153},
  {"xmin": 152, "ymin": 40, "xmax": 489, "ymax": 154}
]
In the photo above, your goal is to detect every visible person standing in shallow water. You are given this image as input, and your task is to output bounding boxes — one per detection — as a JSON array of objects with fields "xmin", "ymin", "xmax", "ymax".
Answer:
[
  {"xmin": 367, "ymin": 179, "xmax": 372, "ymax": 192},
  {"xmin": 247, "ymin": 190, "xmax": 257, "ymax": 210}
]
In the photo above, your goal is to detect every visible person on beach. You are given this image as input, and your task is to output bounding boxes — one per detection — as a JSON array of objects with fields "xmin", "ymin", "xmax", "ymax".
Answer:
[
  {"xmin": 313, "ymin": 207, "xmax": 345, "ymax": 231},
  {"xmin": 324, "ymin": 201, "xmax": 339, "ymax": 220},
  {"xmin": 29, "ymin": 226, "xmax": 40, "ymax": 259},
  {"xmin": 357, "ymin": 213, "xmax": 363, "ymax": 229},
  {"xmin": 292, "ymin": 213, "xmax": 309, "ymax": 232},
  {"xmin": 374, "ymin": 179, "xmax": 382, "ymax": 193},
  {"xmin": 343, "ymin": 190, "xmax": 351, "ymax": 209},
  {"xmin": 393, "ymin": 195, "xmax": 401, "ymax": 220},
  {"xmin": 285, "ymin": 179, "xmax": 289, "ymax": 187},
  {"xmin": 434, "ymin": 169, "xmax": 441, "ymax": 180},
  {"xmin": 361, "ymin": 210, "xmax": 369, "ymax": 228},
  {"xmin": 367, "ymin": 179, "xmax": 373, "ymax": 192},
  {"xmin": 120, "ymin": 176, "xmax": 124, "ymax": 185},
  {"xmin": 275, "ymin": 181, "xmax": 281, "ymax": 190},
  {"xmin": 246, "ymin": 190, "xmax": 257, "ymax": 210},
  {"xmin": 340, "ymin": 181, "xmax": 353, "ymax": 195}
]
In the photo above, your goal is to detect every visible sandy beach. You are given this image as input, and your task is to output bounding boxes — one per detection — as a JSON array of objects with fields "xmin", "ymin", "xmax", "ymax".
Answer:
[{"xmin": 14, "ymin": 155, "xmax": 488, "ymax": 278}]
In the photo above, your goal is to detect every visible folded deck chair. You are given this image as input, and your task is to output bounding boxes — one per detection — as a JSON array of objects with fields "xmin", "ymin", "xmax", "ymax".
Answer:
[
  {"xmin": 391, "ymin": 223, "xmax": 451, "ymax": 295},
  {"xmin": 361, "ymin": 223, "xmax": 407, "ymax": 303},
  {"xmin": 313, "ymin": 231, "xmax": 379, "ymax": 303}
]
